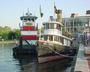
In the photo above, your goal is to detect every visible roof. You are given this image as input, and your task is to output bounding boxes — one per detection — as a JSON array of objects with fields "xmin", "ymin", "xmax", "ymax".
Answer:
[
  {"xmin": 43, "ymin": 21, "xmax": 63, "ymax": 26},
  {"xmin": 63, "ymin": 15, "xmax": 90, "ymax": 19},
  {"xmin": 20, "ymin": 15, "xmax": 37, "ymax": 20}
]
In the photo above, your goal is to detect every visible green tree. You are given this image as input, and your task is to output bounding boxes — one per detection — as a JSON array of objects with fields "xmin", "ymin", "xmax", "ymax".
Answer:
[
  {"xmin": 0, "ymin": 26, "xmax": 11, "ymax": 40},
  {"xmin": 0, "ymin": 26, "xmax": 21, "ymax": 40},
  {"xmin": 15, "ymin": 29, "xmax": 21, "ymax": 38}
]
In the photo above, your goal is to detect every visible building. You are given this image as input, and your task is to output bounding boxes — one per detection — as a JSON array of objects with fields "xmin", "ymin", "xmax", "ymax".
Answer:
[{"xmin": 63, "ymin": 10, "xmax": 90, "ymax": 36}]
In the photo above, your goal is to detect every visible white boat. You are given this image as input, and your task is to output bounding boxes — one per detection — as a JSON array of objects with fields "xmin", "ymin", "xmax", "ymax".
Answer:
[
  {"xmin": 38, "ymin": 6, "xmax": 74, "ymax": 56},
  {"xmin": 38, "ymin": 15, "xmax": 72, "ymax": 56}
]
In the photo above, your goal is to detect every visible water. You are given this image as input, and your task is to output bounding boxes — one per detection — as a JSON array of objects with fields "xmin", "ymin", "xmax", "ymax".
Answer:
[{"xmin": 0, "ymin": 44, "xmax": 74, "ymax": 72}]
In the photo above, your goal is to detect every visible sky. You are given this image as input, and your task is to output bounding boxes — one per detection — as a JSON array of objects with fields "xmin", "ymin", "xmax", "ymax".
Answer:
[{"xmin": 0, "ymin": 0, "xmax": 90, "ymax": 29}]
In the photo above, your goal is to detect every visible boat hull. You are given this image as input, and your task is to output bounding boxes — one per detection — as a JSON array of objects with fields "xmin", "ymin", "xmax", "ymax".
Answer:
[
  {"xmin": 13, "ymin": 45, "xmax": 38, "ymax": 56},
  {"xmin": 38, "ymin": 43, "xmax": 77, "ymax": 57},
  {"xmin": 13, "ymin": 44, "xmax": 77, "ymax": 60}
]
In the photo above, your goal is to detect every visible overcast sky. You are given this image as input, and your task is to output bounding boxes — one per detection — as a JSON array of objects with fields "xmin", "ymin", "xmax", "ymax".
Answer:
[{"xmin": 0, "ymin": 0, "xmax": 90, "ymax": 29}]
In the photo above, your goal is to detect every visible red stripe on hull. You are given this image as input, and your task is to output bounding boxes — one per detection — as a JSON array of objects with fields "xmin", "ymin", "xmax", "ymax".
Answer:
[
  {"xmin": 20, "ymin": 35, "xmax": 38, "ymax": 40},
  {"xmin": 22, "ymin": 26, "xmax": 35, "ymax": 31}
]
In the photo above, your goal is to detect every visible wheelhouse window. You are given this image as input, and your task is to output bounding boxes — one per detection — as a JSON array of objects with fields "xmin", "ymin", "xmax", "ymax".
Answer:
[
  {"xmin": 60, "ymin": 37, "xmax": 64, "ymax": 44},
  {"xmin": 54, "ymin": 36, "xmax": 59, "ymax": 41},
  {"xmin": 46, "ymin": 23, "xmax": 49, "ymax": 29},
  {"xmin": 44, "ymin": 23, "xmax": 55, "ymax": 29},
  {"xmin": 43, "ymin": 24, "xmax": 46, "ymax": 29},
  {"xmin": 49, "ymin": 35, "xmax": 53, "ymax": 41},
  {"xmin": 49, "ymin": 23, "xmax": 54, "ymax": 29}
]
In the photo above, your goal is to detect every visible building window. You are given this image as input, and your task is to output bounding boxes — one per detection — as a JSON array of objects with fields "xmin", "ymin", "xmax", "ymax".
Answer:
[
  {"xmin": 67, "ymin": 28, "xmax": 69, "ymax": 32},
  {"xmin": 74, "ymin": 28, "xmax": 77, "ymax": 32}
]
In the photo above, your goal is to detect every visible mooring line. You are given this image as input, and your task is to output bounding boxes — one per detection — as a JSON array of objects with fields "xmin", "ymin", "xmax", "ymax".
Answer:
[{"xmin": 43, "ymin": 45, "xmax": 76, "ymax": 58}]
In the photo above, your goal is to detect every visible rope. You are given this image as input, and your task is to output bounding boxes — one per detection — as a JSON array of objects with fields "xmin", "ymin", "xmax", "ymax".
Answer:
[{"xmin": 43, "ymin": 44, "xmax": 76, "ymax": 58}]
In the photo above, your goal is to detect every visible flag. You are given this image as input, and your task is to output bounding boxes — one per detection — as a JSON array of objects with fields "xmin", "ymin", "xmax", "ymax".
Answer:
[{"xmin": 40, "ymin": 5, "xmax": 43, "ymax": 18}]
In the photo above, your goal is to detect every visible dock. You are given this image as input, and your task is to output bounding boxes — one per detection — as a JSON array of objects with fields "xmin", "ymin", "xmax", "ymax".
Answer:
[{"xmin": 74, "ymin": 44, "xmax": 90, "ymax": 72}]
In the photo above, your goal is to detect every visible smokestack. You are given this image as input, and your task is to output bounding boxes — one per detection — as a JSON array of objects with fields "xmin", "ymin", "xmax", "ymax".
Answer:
[
  {"xmin": 56, "ymin": 9, "xmax": 62, "ymax": 23},
  {"xmin": 54, "ymin": 4, "xmax": 62, "ymax": 23}
]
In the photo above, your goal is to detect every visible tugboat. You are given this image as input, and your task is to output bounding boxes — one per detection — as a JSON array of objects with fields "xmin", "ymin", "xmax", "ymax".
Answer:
[
  {"xmin": 13, "ymin": 7, "xmax": 77, "ymax": 60},
  {"xmin": 38, "ymin": 8, "xmax": 73, "ymax": 57},
  {"xmin": 13, "ymin": 10, "xmax": 38, "ymax": 56},
  {"xmin": 38, "ymin": 7, "xmax": 77, "ymax": 63}
]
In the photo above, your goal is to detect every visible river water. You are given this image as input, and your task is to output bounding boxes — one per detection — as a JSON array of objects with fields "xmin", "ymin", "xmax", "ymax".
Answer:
[{"xmin": 0, "ymin": 44, "xmax": 75, "ymax": 72}]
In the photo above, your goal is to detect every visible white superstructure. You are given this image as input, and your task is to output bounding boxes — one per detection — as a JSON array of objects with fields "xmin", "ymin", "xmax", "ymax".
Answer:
[{"xmin": 40, "ymin": 18, "xmax": 71, "ymax": 46}]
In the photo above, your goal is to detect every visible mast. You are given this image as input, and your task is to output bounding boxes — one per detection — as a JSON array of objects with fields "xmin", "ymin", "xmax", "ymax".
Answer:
[{"xmin": 39, "ymin": 5, "xmax": 44, "ymax": 40}]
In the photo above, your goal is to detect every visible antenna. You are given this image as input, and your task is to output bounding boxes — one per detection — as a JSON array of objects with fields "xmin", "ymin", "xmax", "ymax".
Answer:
[
  {"xmin": 26, "ymin": 8, "xmax": 30, "ymax": 16},
  {"xmin": 23, "ymin": 10, "xmax": 24, "ymax": 16},
  {"xmin": 27, "ymin": 8, "xmax": 29, "ymax": 13},
  {"xmin": 53, "ymin": 1, "xmax": 57, "ymax": 18},
  {"xmin": 39, "ymin": 5, "xmax": 43, "ymax": 18}
]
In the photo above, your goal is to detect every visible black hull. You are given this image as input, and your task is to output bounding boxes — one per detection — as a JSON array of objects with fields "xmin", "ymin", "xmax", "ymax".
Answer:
[{"xmin": 13, "ymin": 45, "xmax": 38, "ymax": 56}]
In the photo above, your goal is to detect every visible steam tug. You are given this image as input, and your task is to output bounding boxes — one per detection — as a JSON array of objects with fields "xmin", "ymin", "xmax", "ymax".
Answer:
[
  {"xmin": 13, "ymin": 11, "xmax": 38, "ymax": 55},
  {"xmin": 38, "ymin": 7, "xmax": 77, "ymax": 63},
  {"xmin": 38, "ymin": 8, "xmax": 73, "ymax": 56}
]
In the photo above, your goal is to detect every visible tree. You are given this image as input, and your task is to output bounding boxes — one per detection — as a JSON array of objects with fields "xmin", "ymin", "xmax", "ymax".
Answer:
[
  {"xmin": 0, "ymin": 26, "xmax": 11, "ymax": 40},
  {"xmin": 0, "ymin": 26, "xmax": 20, "ymax": 40},
  {"xmin": 15, "ymin": 29, "xmax": 21, "ymax": 38}
]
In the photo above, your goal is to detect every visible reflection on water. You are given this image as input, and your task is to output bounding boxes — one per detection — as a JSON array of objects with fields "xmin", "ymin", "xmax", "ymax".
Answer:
[
  {"xmin": 13, "ymin": 54, "xmax": 38, "ymax": 72},
  {"xmin": 0, "ymin": 44, "xmax": 20, "ymax": 72},
  {"xmin": 38, "ymin": 59, "xmax": 72, "ymax": 72},
  {"xmin": 0, "ymin": 44, "xmax": 73, "ymax": 72}
]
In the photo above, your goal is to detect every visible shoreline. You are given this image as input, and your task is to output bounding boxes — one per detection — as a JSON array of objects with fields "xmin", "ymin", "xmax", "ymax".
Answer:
[{"xmin": 0, "ymin": 40, "xmax": 16, "ymax": 44}]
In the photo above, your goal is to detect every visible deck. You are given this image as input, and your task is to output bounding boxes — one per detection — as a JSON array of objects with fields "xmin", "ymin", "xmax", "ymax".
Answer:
[{"xmin": 74, "ymin": 44, "xmax": 90, "ymax": 72}]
